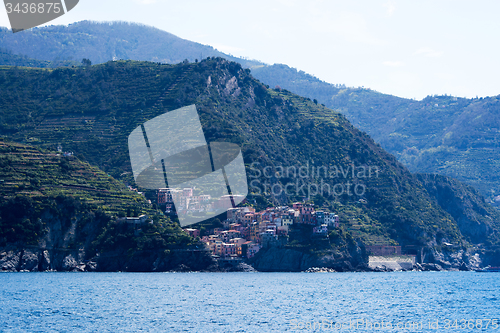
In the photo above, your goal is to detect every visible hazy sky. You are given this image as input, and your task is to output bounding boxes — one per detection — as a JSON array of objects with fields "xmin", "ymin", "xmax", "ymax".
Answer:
[{"xmin": 1, "ymin": 0, "xmax": 499, "ymax": 100}]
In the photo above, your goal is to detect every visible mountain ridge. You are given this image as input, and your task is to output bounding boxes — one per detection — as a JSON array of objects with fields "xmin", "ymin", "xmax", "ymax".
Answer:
[
  {"xmin": 0, "ymin": 57, "xmax": 499, "ymax": 270},
  {"xmin": 6, "ymin": 21, "xmax": 499, "ymax": 206},
  {"xmin": 0, "ymin": 21, "xmax": 263, "ymax": 68}
]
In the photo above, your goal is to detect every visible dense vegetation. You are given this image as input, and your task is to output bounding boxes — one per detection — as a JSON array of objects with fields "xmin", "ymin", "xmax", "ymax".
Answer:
[
  {"xmin": 4, "ymin": 21, "xmax": 499, "ymax": 210},
  {"xmin": 417, "ymin": 173, "xmax": 500, "ymax": 247},
  {"xmin": 0, "ymin": 140, "xmax": 146, "ymax": 216},
  {"xmin": 0, "ymin": 47, "xmax": 77, "ymax": 68},
  {"xmin": 0, "ymin": 57, "xmax": 498, "ymax": 254},
  {"xmin": 0, "ymin": 140, "xmax": 200, "ymax": 266},
  {"xmin": 252, "ymin": 64, "xmax": 500, "ymax": 208}
]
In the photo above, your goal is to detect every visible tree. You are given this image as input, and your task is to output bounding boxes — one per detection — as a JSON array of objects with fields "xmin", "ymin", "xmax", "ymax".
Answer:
[{"xmin": 81, "ymin": 58, "xmax": 92, "ymax": 67}]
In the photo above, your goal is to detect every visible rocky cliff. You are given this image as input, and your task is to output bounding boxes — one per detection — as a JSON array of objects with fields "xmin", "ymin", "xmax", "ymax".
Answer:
[
  {"xmin": 250, "ymin": 245, "xmax": 367, "ymax": 272},
  {"xmin": 417, "ymin": 173, "xmax": 500, "ymax": 246},
  {"xmin": 0, "ymin": 246, "xmax": 216, "ymax": 272},
  {"xmin": 250, "ymin": 224, "xmax": 368, "ymax": 272}
]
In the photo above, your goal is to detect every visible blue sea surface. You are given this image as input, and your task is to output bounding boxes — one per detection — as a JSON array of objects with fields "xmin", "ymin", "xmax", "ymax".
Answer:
[{"xmin": 0, "ymin": 272, "xmax": 499, "ymax": 332}]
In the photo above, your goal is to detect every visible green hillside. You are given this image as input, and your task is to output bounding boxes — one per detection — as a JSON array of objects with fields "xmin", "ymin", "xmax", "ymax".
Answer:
[
  {"xmin": 252, "ymin": 64, "xmax": 500, "ymax": 206},
  {"xmin": 0, "ymin": 57, "xmax": 499, "ymax": 258},
  {"xmin": 230, "ymin": 64, "xmax": 500, "ymax": 217},
  {"xmin": 3, "ymin": 21, "xmax": 500, "ymax": 207},
  {"xmin": 0, "ymin": 47, "xmax": 77, "ymax": 68},
  {"xmin": 0, "ymin": 139, "xmax": 146, "ymax": 216},
  {"xmin": 417, "ymin": 173, "xmax": 500, "ymax": 246},
  {"xmin": 0, "ymin": 139, "xmax": 210, "ymax": 271}
]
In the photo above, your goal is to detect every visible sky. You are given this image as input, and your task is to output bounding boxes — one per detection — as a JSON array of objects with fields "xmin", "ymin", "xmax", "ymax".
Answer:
[{"xmin": 1, "ymin": 0, "xmax": 499, "ymax": 100}]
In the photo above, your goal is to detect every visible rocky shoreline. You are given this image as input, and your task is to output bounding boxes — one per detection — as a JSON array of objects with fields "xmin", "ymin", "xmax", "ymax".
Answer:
[
  {"xmin": 0, "ymin": 246, "xmax": 259, "ymax": 273},
  {"xmin": 1, "ymin": 247, "xmax": 482, "ymax": 273}
]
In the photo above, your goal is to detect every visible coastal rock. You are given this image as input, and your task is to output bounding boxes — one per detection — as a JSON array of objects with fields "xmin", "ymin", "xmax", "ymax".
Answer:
[
  {"xmin": 40, "ymin": 250, "xmax": 51, "ymax": 271},
  {"xmin": 173, "ymin": 264, "xmax": 192, "ymax": 272},
  {"xmin": 95, "ymin": 248, "xmax": 216, "ymax": 272},
  {"xmin": 459, "ymin": 262, "xmax": 469, "ymax": 271},
  {"xmin": 305, "ymin": 267, "xmax": 336, "ymax": 273},
  {"xmin": 75, "ymin": 263, "xmax": 86, "ymax": 272},
  {"xmin": 371, "ymin": 266, "xmax": 391, "ymax": 272},
  {"xmin": 251, "ymin": 248, "xmax": 306, "ymax": 272},
  {"xmin": 62, "ymin": 254, "xmax": 78, "ymax": 271},
  {"xmin": 251, "ymin": 243, "xmax": 367, "ymax": 272},
  {"xmin": 421, "ymin": 263, "xmax": 443, "ymax": 271},
  {"xmin": 202, "ymin": 263, "xmax": 221, "ymax": 272},
  {"xmin": 420, "ymin": 244, "xmax": 491, "ymax": 271},
  {"xmin": 85, "ymin": 261, "xmax": 97, "ymax": 272},
  {"xmin": 218, "ymin": 261, "xmax": 257, "ymax": 272},
  {"xmin": 233, "ymin": 262, "xmax": 257, "ymax": 272},
  {"xmin": 19, "ymin": 249, "xmax": 39, "ymax": 272},
  {"xmin": 0, "ymin": 249, "xmax": 21, "ymax": 272}
]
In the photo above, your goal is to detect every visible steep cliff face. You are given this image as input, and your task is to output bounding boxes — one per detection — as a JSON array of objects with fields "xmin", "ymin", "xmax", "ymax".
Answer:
[
  {"xmin": 0, "ymin": 196, "xmax": 106, "ymax": 272},
  {"xmin": 0, "ymin": 247, "xmax": 84, "ymax": 272},
  {"xmin": 0, "ymin": 246, "xmax": 216, "ymax": 272},
  {"xmin": 250, "ymin": 225, "xmax": 368, "ymax": 272},
  {"xmin": 0, "ymin": 204, "xmax": 215, "ymax": 272},
  {"xmin": 94, "ymin": 248, "xmax": 215, "ymax": 272},
  {"xmin": 0, "ymin": 140, "xmax": 216, "ymax": 272},
  {"xmin": 0, "ymin": 193, "xmax": 214, "ymax": 272},
  {"xmin": 0, "ymin": 203, "xmax": 97, "ymax": 272},
  {"xmin": 417, "ymin": 173, "xmax": 500, "ymax": 246},
  {"xmin": 420, "ymin": 246, "xmax": 481, "ymax": 271},
  {"xmin": 250, "ymin": 244, "xmax": 367, "ymax": 272}
]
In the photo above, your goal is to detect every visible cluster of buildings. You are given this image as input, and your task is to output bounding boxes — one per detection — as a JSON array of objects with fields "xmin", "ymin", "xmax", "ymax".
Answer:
[
  {"xmin": 183, "ymin": 202, "xmax": 340, "ymax": 259},
  {"xmin": 56, "ymin": 145, "xmax": 74, "ymax": 157},
  {"xmin": 158, "ymin": 187, "xmax": 244, "ymax": 214}
]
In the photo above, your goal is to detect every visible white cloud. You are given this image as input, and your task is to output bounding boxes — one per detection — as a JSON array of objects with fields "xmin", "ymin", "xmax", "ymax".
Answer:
[
  {"xmin": 383, "ymin": 61, "xmax": 404, "ymax": 67},
  {"xmin": 415, "ymin": 47, "xmax": 443, "ymax": 58},
  {"xmin": 383, "ymin": 1, "xmax": 396, "ymax": 17}
]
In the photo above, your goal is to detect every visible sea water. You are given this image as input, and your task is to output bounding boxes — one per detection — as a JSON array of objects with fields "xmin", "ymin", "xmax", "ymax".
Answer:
[{"xmin": 0, "ymin": 272, "xmax": 499, "ymax": 332}]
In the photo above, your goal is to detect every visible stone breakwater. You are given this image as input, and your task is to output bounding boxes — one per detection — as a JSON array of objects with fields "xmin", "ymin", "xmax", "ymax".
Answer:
[
  {"xmin": 368, "ymin": 255, "xmax": 474, "ymax": 272},
  {"xmin": 368, "ymin": 256, "xmax": 416, "ymax": 271}
]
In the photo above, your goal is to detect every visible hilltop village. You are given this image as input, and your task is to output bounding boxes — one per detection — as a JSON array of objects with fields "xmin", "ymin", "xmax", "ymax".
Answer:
[
  {"xmin": 157, "ymin": 187, "xmax": 340, "ymax": 259},
  {"xmin": 199, "ymin": 204, "xmax": 341, "ymax": 259}
]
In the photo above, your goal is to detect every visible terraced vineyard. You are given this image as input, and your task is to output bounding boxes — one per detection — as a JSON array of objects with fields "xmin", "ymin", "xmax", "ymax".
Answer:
[
  {"xmin": 0, "ymin": 140, "xmax": 147, "ymax": 216},
  {"xmin": 0, "ymin": 61, "xmax": 200, "ymax": 183}
]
